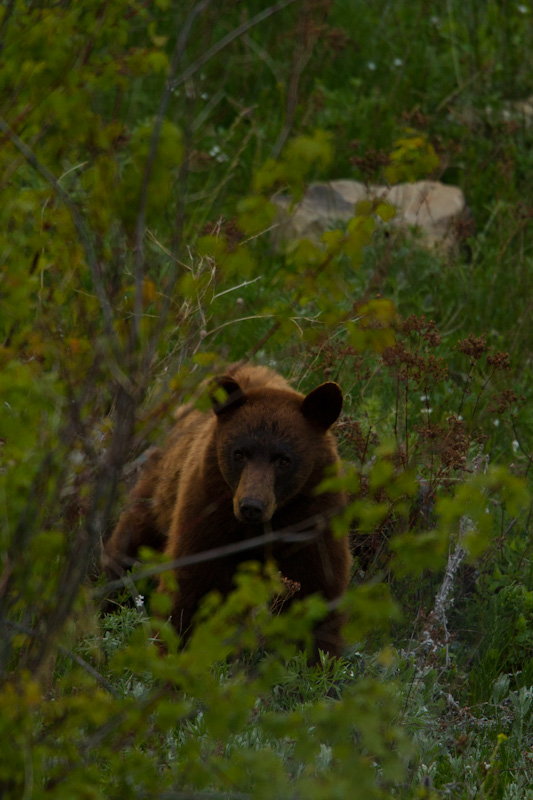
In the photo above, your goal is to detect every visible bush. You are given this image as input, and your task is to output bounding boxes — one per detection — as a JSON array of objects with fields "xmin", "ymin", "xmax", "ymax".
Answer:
[{"xmin": 2, "ymin": 2, "xmax": 533, "ymax": 798}]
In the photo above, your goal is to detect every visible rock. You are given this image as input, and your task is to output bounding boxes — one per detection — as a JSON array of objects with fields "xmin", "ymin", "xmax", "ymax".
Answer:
[{"xmin": 272, "ymin": 179, "xmax": 468, "ymax": 253}]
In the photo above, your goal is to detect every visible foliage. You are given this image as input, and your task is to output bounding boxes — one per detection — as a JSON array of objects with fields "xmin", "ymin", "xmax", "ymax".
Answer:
[{"xmin": 2, "ymin": 1, "xmax": 533, "ymax": 798}]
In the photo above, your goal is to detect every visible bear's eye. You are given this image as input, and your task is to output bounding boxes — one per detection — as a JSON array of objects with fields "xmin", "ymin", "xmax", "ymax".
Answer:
[
  {"xmin": 277, "ymin": 455, "xmax": 291, "ymax": 468},
  {"xmin": 233, "ymin": 450, "xmax": 245, "ymax": 462}
]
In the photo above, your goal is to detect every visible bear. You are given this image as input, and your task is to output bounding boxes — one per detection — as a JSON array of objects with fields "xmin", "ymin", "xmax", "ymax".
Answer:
[{"xmin": 103, "ymin": 364, "xmax": 352, "ymax": 659}]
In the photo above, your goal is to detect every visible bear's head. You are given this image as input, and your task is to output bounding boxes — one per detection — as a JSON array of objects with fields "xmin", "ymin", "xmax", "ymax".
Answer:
[{"xmin": 210, "ymin": 376, "xmax": 343, "ymax": 525}]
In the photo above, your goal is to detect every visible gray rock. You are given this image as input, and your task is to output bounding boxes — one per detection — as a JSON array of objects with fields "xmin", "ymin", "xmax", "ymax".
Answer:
[{"xmin": 272, "ymin": 179, "xmax": 468, "ymax": 253}]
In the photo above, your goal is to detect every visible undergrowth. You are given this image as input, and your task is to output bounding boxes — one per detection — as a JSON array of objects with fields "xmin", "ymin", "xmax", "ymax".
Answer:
[{"xmin": 2, "ymin": 1, "xmax": 533, "ymax": 798}]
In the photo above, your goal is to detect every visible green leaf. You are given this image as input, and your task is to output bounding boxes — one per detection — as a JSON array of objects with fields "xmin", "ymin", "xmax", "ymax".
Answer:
[
  {"xmin": 285, "ymin": 130, "xmax": 333, "ymax": 169},
  {"xmin": 321, "ymin": 228, "xmax": 345, "ymax": 251},
  {"xmin": 375, "ymin": 201, "xmax": 396, "ymax": 222},
  {"xmin": 384, "ymin": 130, "xmax": 439, "ymax": 184},
  {"xmin": 253, "ymin": 158, "xmax": 286, "ymax": 193},
  {"xmin": 237, "ymin": 195, "xmax": 277, "ymax": 236},
  {"xmin": 287, "ymin": 237, "xmax": 325, "ymax": 269}
]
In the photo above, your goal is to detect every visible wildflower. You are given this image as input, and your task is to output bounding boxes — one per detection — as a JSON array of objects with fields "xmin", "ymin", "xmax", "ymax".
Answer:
[
  {"xmin": 209, "ymin": 144, "xmax": 228, "ymax": 163},
  {"xmin": 493, "ymin": 419, "xmax": 500, "ymax": 427},
  {"xmin": 135, "ymin": 594, "xmax": 145, "ymax": 608},
  {"xmin": 512, "ymin": 440, "xmax": 520, "ymax": 453},
  {"xmin": 517, "ymin": 4, "xmax": 529, "ymax": 13},
  {"xmin": 393, "ymin": 58, "xmax": 403, "ymax": 68},
  {"xmin": 367, "ymin": 61, "xmax": 376, "ymax": 71}
]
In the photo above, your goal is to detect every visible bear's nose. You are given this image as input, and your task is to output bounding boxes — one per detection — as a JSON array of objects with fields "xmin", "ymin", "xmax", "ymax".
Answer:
[{"xmin": 239, "ymin": 497, "xmax": 266, "ymax": 523}]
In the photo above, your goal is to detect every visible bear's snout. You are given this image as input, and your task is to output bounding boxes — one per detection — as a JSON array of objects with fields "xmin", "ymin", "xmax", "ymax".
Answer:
[
  {"xmin": 238, "ymin": 496, "xmax": 267, "ymax": 523},
  {"xmin": 231, "ymin": 459, "xmax": 277, "ymax": 524},
  {"xmin": 234, "ymin": 492, "xmax": 275, "ymax": 524}
]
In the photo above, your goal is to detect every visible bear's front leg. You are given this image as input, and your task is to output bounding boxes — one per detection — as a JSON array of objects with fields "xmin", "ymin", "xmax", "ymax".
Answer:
[{"xmin": 312, "ymin": 607, "xmax": 346, "ymax": 663}]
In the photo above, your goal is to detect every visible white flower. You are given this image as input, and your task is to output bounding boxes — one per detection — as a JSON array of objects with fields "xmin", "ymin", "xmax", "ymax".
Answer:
[
  {"xmin": 393, "ymin": 58, "xmax": 403, "ymax": 68},
  {"xmin": 517, "ymin": 4, "xmax": 529, "ymax": 14},
  {"xmin": 512, "ymin": 440, "xmax": 520, "ymax": 453},
  {"xmin": 135, "ymin": 594, "xmax": 145, "ymax": 608},
  {"xmin": 209, "ymin": 144, "xmax": 228, "ymax": 163},
  {"xmin": 367, "ymin": 61, "xmax": 376, "ymax": 71},
  {"xmin": 493, "ymin": 419, "xmax": 500, "ymax": 427}
]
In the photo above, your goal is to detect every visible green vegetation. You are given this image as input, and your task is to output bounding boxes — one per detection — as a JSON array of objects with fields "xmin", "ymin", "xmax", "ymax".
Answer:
[{"xmin": 2, "ymin": 1, "xmax": 533, "ymax": 797}]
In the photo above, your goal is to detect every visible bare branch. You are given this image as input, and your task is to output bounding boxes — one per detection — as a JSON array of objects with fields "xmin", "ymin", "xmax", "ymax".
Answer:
[
  {"xmin": 0, "ymin": 0, "xmax": 15, "ymax": 56},
  {"xmin": 28, "ymin": 386, "xmax": 138, "ymax": 672},
  {"xmin": 0, "ymin": 116, "xmax": 118, "ymax": 348},
  {"xmin": 2, "ymin": 618, "xmax": 120, "ymax": 698},
  {"xmin": 421, "ymin": 446, "xmax": 490, "ymax": 667},
  {"xmin": 132, "ymin": 0, "xmax": 212, "ymax": 348},
  {"xmin": 95, "ymin": 507, "xmax": 342, "ymax": 599},
  {"xmin": 271, "ymin": 2, "xmax": 318, "ymax": 158},
  {"xmin": 170, "ymin": 0, "xmax": 299, "ymax": 91}
]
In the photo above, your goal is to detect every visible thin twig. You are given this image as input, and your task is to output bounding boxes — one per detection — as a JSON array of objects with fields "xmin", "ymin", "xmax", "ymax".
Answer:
[
  {"xmin": 203, "ymin": 314, "xmax": 276, "ymax": 338},
  {"xmin": 2, "ymin": 618, "xmax": 120, "ymax": 698},
  {"xmin": 212, "ymin": 276, "xmax": 263, "ymax": 299},
  {"xmin": 30, "ymin": 386, "xmax": 137, "ymax": 672},
  {"xmin": 0, "ymin": 0, "xmax": 15, "ymax": 56},
  {"xmin": 170, "ymin": 0, "xmax": 299, "ymax": 91},
  {"xmin": 96, "ymin": 507, "xmax": 342, "ymax": 599},
  {"xmin": 0, "ymin": 116, "xmax": 117, "ymax": 347},
  {"xmin": 132, "ymin": 0, "xmax": 212, "ymax": 348},
  {"xmin": 271, "ymin": 2, "xmax": 316, "ymax": 158}
]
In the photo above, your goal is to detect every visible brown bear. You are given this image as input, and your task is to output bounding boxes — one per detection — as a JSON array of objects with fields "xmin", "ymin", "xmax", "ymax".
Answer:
[{"xmin": 103, "ymin": 364, "xmax": 352, "ymax": 659}]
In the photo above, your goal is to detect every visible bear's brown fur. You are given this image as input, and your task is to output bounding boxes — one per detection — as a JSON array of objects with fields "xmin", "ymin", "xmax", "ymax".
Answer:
[{"xmin": 103, "ymin": 364, "xmax": 352, "ymax": 659}]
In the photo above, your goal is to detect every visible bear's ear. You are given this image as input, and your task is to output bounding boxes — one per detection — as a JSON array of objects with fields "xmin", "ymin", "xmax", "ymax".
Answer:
[
  {"xmin": 301, "ymin": 382, "xmax": 343, "ymax": 430},
  {"xmin": 209, "ymin": 376, "xmax": 246, "ymax": 416}
]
